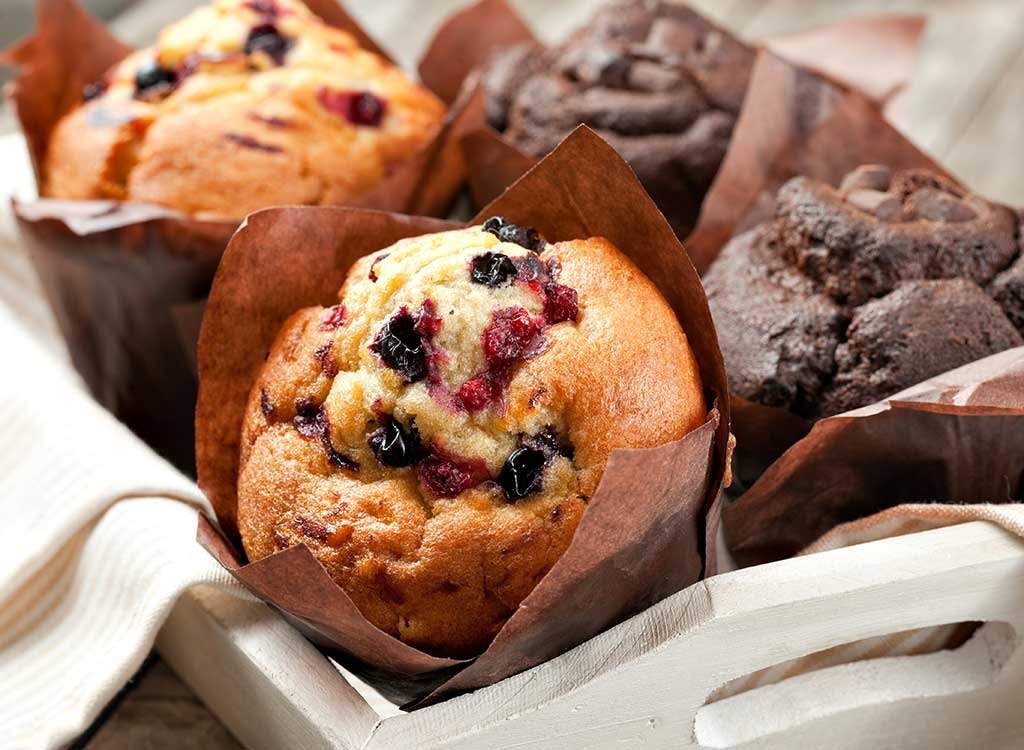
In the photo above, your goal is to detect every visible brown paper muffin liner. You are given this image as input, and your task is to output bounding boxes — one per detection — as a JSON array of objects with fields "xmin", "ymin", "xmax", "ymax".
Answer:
[
  {"xmin": 3, "ymin": 0, "xmax": 477, "ymax": 470},
  {"xmin": 686, "ymin": 50, "xmax": 947, "ymax": 484},
  {"xmin": 724, "ymin": 346, "xmax": 1024, "ymax": 568},
  {"xmin": 420, "ymin": 0, "xmax": 924, "ymax": 212},
  {"xmin": 194, "ymin": 127, "xmax": 731, "ymax": 706}
]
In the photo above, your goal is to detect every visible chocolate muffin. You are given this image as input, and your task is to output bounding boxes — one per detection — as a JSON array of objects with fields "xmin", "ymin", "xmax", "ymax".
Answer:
[
  {"xmin": 43, "ymin": 0, "xmax": 445, "ymax": 218},
  {"xmin": 483, "ymin": 0, "xmax": 755, "ymax": 237},
  {"xmin": 236, "ymin": 219, "xmax": 707, "ymax": 656},
  {"xmin": 705, "ymin": 165, "xmax": 1024, "ymax": 418}
]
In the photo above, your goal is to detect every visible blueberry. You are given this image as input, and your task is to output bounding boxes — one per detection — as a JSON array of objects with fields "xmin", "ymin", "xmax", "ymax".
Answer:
[
  {"xmin": 483, "ymin": 217, "xmax": 542, "ymax": 251},
  {"xmin": 134, "ymin": 59, "xmax": 177, "ymax": 96},
  {"xmin": 370, "ymin": 308, "xmax": 427, "ymax": 382},
  {"xmin": 368, "ymin": 418, "xmax": 422, "ymax": 468},
  {"xmin": 317, "ymin": 88, "xmax": 387, "ymax": 127},
  {"xmin": 499, "ymin": 445, "xmax": 547, "ymax": 500},
  {"xmin": 471, "ymin": 252, "xmax": 519, "ymax": 288},
  {"xmin": 244, "ymin": 24, "xmax": 291, "ymax": 64}
]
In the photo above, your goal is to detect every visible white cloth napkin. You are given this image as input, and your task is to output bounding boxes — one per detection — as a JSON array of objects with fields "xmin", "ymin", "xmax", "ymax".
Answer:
[{"xmin": 0, "ymin": 179, "xmax": 244, "ymax": 750}]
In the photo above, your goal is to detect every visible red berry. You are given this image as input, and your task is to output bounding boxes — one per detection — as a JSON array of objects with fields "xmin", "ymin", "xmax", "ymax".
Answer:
[
  {"xmin": 482, "ymin": 307, "xmax": 542, "ymax": 363},
  {"xmin": 417, "ymin": 455, "xmax": 475, "ymax": 498},
  {"xmin": 319, "ymin": 304, "xmax": 347, "ymax": 331},
  {"xmin": 317, "ymin": 88, "xmax": 386, "ymax": 127},
  {"xmin": 459, "ymin": 376, "xmax": 493, "ymax": 411},
  {"xmin": 544, "ymin": 283, "xmax": 579, "ymax": 324}
]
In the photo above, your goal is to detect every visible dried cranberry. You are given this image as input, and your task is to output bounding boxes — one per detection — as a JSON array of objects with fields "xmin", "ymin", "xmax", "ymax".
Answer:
[
  {"xmin": 371, "ymin": 308, "xmax": 427, "ymax": 382},
  {"xmin": 499, "ymin": 446, "xmax": 547, "ymax": 500},
  {"xmin": 245, "ymin": 24, "xmax": 291, "ymax": 64},
  {"xmin": 317, "ymin": 88, "xmax": 386, "ymax": 127},
  {"xmin": 418, "ymin": 454, "xmax": 476, "ymax": 498},
  {"xmin": 483, "ymin": 217, "xmax": 542, "ymax": 251},
  {"xmin": 482, "ymin": 307, "xmax": 543, "ymax": 363},
  {"xmin": 83, "ymin": 80, "xmax": 107, "ymax": 101},
  {"xmin": 368, "ymin": 417, "xmax": 422, "ymax": 467},
  {"xmin": 134, "ymin": 59, "xmax": 176, "ymax": 96},
  {"xmin": 471, "ymin": 252, "xmax": 519, "ymax": 288},
  {"xmin": 319, "ymin": 304, "xmax": 347, "ymax": 331},
  {"xmin": 544, "ymin": 283, "xmax": 579, "ymax": 324}
]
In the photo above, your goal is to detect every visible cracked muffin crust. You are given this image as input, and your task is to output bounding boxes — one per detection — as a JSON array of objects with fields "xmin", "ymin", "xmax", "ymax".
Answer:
[
  {"xmin": 42, "ymin": 0, "xmax": 445, "ymax": 218},
  {"xmin": 705, "ymin": 165, "xmax": 1024, "ymax": 419},
  {"xmin": 483, "ymin": 0, "xmax": 755, "ymax": 237},
  {"xmin": 236, "ymin": 219, "xmax": 706, "ymax": 656}
]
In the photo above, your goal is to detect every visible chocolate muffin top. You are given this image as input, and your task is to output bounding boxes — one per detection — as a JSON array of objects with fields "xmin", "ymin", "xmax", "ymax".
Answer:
[
  {"xmin": 705, "ymin": 165, "xmax": 1024, "ymax": 419},
  {"xmin": 483, "ymin": 0, "xmax": 755, "ymax": 237},
  {"xmin": 236, "ymin": 219, "xmax": 706, "ymax": 656},
  {"xmin": 43, "ymin": 0, "xmax": 445, "ymax": 218}
]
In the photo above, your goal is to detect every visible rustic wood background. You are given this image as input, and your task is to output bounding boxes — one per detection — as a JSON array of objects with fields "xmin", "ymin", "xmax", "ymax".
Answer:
[{"xmin": 1, "ymin": 0, "xmax": 1013, "ymax": 746}]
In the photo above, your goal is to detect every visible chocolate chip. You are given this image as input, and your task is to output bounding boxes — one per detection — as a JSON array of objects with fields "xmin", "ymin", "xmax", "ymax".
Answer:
[
  {"xmin": 245, "ymin": 24, "xmax": 291, "ymax": 64},
  {"xmin": 904, "ymin": 188, "xmax": 978, "ymax": 223},
  {"xmin": 845, "ymin": 189, "xmax": 901, "ymax": 221},
  {"xmin": 471, "ymin": 252, "xmax": 519, "ymax": 288},
  {"xmin": 370, "ymin": 308, "xmax": 427, "ymax": 382},
  {"xmin": 499, "ymin": 445, "xmax": 547, "ymax": 500},
  {"xmin": 368, "ymin": 418, "xmax": 423, "ymax": 468},
  {"xmin": 839, "ymin": 165, "xmax": 891, "ymax": 195},
  {"xmin": 134, "ymin": 59, "xmax": 176, "ymax": 96},
  {"xmin": 483, "ymin": 217, "xmax": 543, "ymax": 251}
]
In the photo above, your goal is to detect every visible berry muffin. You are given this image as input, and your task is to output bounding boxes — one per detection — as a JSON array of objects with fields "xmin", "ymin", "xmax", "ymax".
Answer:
[
  {"xmin": 483, "ymin": 0, "xmax": 755, "ymax": 237},
  {"xmin": 42, "ymin": 0, "xmax": 445, "ymax": 218},
  {"xmin": 704, "ymin": 165, "xmax": 1024, "ymax": 418},
  {"xmin": 236, "ymin": 218, "xmax": 706, "ymax": 656}
]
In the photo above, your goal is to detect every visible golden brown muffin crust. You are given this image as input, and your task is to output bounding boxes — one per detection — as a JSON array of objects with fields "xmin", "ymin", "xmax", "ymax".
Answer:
[
  {"xmin": 236, "ymin": 223, "xmax": 705, "ymax": 656},
  {"xmin": 42, "ymin": 0, "xmax": 445, "ymax": 218}
]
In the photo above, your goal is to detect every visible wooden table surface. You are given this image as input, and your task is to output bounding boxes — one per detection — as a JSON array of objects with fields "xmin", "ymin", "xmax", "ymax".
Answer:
[{"xmin": 12, "ymin": 0, "xmax": 1014, "ymax": 746}]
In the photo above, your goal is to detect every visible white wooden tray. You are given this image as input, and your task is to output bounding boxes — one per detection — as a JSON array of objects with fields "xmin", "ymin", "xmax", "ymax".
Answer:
[{"xmin": 156, "ymin": 519, "xmax": 1024, "ymax": 749}]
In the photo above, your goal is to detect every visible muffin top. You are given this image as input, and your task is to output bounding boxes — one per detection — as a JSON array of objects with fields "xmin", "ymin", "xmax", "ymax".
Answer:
[
  {"xmin": 705, "ymin": 165, "xmax": 1024, "ymax": 418},
  {"xmin": 236, "ymin": 219, "xmax": 706, "ymax": 656},
  {"xmin": 42, "ymin": 0, "xmax": 445, "ymax": 218},
  {"xmin": 483, "ymin": 0, "xmax": 755, "ymax": 237}
]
